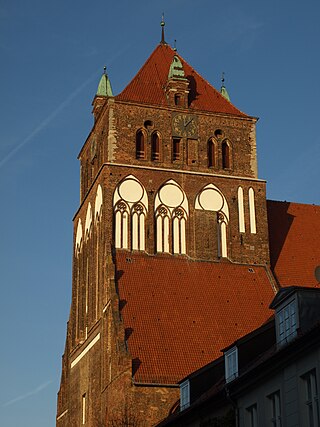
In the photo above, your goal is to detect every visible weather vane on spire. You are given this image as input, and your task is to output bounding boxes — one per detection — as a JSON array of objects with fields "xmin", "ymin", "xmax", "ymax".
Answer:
[{"xmin": 160, "ymin": 13, "xmax": 166, "ymax": 45}]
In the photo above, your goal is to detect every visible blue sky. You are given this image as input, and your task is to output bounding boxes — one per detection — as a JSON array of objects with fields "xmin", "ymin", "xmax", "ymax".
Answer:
[{"xmin": 0, "ymin": 1, "xmax": 319, "ymax": 426}]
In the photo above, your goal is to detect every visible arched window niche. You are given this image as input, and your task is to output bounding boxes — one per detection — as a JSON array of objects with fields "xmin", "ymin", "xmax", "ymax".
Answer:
[
  {"xmin": 151, "ymin": 131, "xmax": 161, "ymax": 161},
  {"xmin": 113, "ymin": 175, "xmax": 148, "ymax": 250},
  {"xmin": 154, "ymin": 180, "xmax": 189, "ymax": 255},
  {"xmin": 248, "ymin": 187, "xmax": 257, "ymax": 234},
  {"xmin": 195, "ymin": 184, "xmax": 229, "ymax": 258},
  {"xmin": 222, "ymin": 140, "xmax": 231, "ymax": 169},
  {"xmin": 207, "ymin": 138, "xmax": 216, "ymax": 168},
  {"xmin": 136, "ymin": 129, "xmax": 146, "ymax": 160},
  {"xmin": 237, "ymin": 187, "xmax": 245, "ymax": 233}
]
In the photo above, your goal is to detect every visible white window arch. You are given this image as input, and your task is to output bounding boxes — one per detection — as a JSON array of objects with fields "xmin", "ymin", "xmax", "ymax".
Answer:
[
  {"xmin": 237, "ymin": 186, "xmax": 245, "ymax": 233},
  {"xmin": 113, "ymin": 175, "xmax": 148, "ymax": 250},
  {"xmin": 94, "ymin": 184, "xmax": 103, "ymax": 222},
  {"xmin": 85, "ymin": 203, "xmax": 93, "ymax": 241},
  {"xmin": 195, "ymin": 184, "xmax": 229, "ymax": 258},
  {"xmin": 248, "ymin": 187, "xmax": 256, "ymax": 234},
  {"xmin": 75, "ymin": 218, "xmax": 83, "ymax": 256},
  {"xmin": 155, "ymin": 180, "xmax": 188, "ymax": 254}
]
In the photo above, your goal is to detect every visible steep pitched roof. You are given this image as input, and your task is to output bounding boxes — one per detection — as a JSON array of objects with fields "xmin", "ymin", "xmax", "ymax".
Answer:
[
  {"xmin": 115, "ymin": 253, "xmax": 275, "ymax": 384},
  {"xmin": 267, "ymin": 200, "xmax": 320, "ymax": 288},
  {"xmin": 116, "ymin": 44, "xmax": 248, "ymax": 117}
]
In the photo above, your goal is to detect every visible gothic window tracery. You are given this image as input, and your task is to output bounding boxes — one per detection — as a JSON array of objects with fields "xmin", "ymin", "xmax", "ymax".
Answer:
[
  {"xmin": 155, "ymin": 180, "xmax": 188, "ymax": 254},
  {"xmin": 195, "ymin": 184, "xmax": 229, "ymax": 258},
  {"xmin": 113, "ymin": 175, "xmax": 148, "ymax": 250}
]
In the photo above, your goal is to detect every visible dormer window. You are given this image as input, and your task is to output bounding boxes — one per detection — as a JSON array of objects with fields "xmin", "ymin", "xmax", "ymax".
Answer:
[
  {"xmin": 225, "ymin": 346, "xmax": 238, "ymax": 383},
  {"xmin": 276, "ymin": 299, "xmax": 297, "ymax": 345},
  {"xmin": 180, "ymin": 380, "xmax": 190, "ymax": 410}
]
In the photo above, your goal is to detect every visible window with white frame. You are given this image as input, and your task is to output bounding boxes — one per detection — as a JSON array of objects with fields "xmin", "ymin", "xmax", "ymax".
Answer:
[
  {"xmin": 302, "ymin": 369, "xmax": 320, "ymax": 427},
  {"xmin": 277, "ymin": 299, "xmax": 297, "ymax": 345},
  {"xmin": 246, "ymin": 403, "xmax": 258, "ymax": 427},
  {"xmin": 180, "ymin": 380, "xmax": 190, "ymax": 411},
  {"xmin": 225, "ymin": 346, "xmax": 238, "ymax": 383},
  {"xmin": 268, "ymin": 391, "xmax": 281, "ymax": 427}
]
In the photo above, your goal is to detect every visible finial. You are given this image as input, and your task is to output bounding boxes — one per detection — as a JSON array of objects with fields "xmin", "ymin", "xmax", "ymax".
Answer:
[
  {"xmin": 220, "ymin": 72, "xmax": 231, "ymax": 102},
  {"xmin": 103, "ymin": 66, "xmax": 107, "ymax": 75},
  {"xmin": 160, "ymin": 13, "xmax": 166, "ymax": 45},
  {"xmin": 173, "ymin": 39, "xmax": 177, "ymax": 51}
]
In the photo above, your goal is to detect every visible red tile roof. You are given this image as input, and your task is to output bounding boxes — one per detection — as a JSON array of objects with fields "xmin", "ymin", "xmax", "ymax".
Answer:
[
  {"xmin": 268, "ymin": 200, "xmax": 320, "ymax": 288},
  {"xmin": 116, "ymin": 253, "xmax": 275, "ymax": 384},
  {"xmin": 116, "ymin": 44, "xmax": 248, "ymax": 117}
]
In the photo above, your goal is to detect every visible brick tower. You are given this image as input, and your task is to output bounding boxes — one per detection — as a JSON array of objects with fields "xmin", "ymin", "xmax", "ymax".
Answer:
[{"xmin": 57, "ymin": 24, "xmax": 276, "ymax": 426}]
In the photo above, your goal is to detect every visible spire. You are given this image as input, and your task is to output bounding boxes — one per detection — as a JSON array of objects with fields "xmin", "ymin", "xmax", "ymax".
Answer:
[
  {"xmin": 220, "ymin": 72, "xmax": 230, "ymax": 102},
  {"xmin": 173, "ymin": 39, "xmax": 177, "ymax": 52},
  {"xmin": 160, "ymin": 13, "xmax": 166, "ymax": 45},
  {"xmin": 96, "ymin": 67, "xmax": 113, "ymax": 97}
]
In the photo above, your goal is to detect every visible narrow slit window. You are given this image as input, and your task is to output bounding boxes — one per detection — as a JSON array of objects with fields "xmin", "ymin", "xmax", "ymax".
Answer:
[
  {"xmin": 222, "ymin": 141, "xmax": 230, "ymax": 169},
  {"xmin": 136, "ymin": 130, "xmax": 145, "ymax": 159},
  {"xmin": 174, "ymin": 94, "xmax": 181, "ymax": 106},
  {"xmin": 152, "ymin": 132, "xmax": 160, "ymax": 161},
  {"xmin": 173, "ymin": 138, "xmax": 180, "ymax": 161}
]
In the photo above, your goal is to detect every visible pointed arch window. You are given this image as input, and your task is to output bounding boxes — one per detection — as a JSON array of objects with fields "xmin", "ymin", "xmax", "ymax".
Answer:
[
  {"xmin": 222, "ymin": 140, "xmax": 231, "ymax": 169},
  {"xmin": 155, "ymin": 180, "xmax": 188, "ymax": 254},
  {"xmin": 195, "ymin": 184, "xmax": 229, "ymax": 258},
  {"xmin": 136, "ymin": 129, "xmax": 146, "ymax": 159},
  {"xmin": 113, "ymin": 175, "xmax": 148, "ymax": 250},
  {"xmin": 151, "ymin": 132, "xmax": 160, "ymax": 161},
  {"xmin": 208, "ymin": 138, "xmax": 216, "ymax": 168}
]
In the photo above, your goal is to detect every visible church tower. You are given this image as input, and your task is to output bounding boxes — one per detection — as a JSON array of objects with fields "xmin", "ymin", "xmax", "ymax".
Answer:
[{"xmin": 57, "ymin": 25, "xmax": 274, "ymax": 426}]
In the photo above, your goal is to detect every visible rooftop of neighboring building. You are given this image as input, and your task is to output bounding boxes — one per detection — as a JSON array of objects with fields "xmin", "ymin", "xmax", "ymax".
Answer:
[{"xmin": 267, "ymin": 200, "xmax": 320, "ymax": 288}]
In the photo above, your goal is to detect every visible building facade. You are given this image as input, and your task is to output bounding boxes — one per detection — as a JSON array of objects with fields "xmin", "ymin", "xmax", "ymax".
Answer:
[{"xmin": 56, "ymin": 28, "xmax": 320, "ymax": 427}]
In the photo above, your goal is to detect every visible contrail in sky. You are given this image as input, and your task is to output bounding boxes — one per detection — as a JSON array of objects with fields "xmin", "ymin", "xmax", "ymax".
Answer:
[
  {"xmin": 0, "ymin": 43, "xmax": 134, "ymax": 170},
  {"xmin": 2, "ymin": 380, "xmax": 53, "ymax": 407}
]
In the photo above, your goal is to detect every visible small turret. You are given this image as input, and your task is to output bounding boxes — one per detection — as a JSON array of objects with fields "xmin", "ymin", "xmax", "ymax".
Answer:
[
  {"xmin": 96, "ymin": 66, "xmax": 113, "ymax": 97},
  {"xmin": 165, "ymin": 55, "xmax": 190, "ymax": 108},
  {"xmin": 92, "ymin": 67, "xmax": 113, "ymax": 121}
]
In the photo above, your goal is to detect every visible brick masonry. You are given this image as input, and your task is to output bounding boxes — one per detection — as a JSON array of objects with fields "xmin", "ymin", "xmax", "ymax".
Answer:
[{"xmin": 57, "ymin": 64, "xmax": 271, "ymax": 426}]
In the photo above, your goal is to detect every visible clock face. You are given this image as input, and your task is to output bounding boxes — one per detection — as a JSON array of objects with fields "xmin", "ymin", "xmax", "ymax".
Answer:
[{"xmin": 172, "ymin": 114, "xmax": 198, "ymax": 137}]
